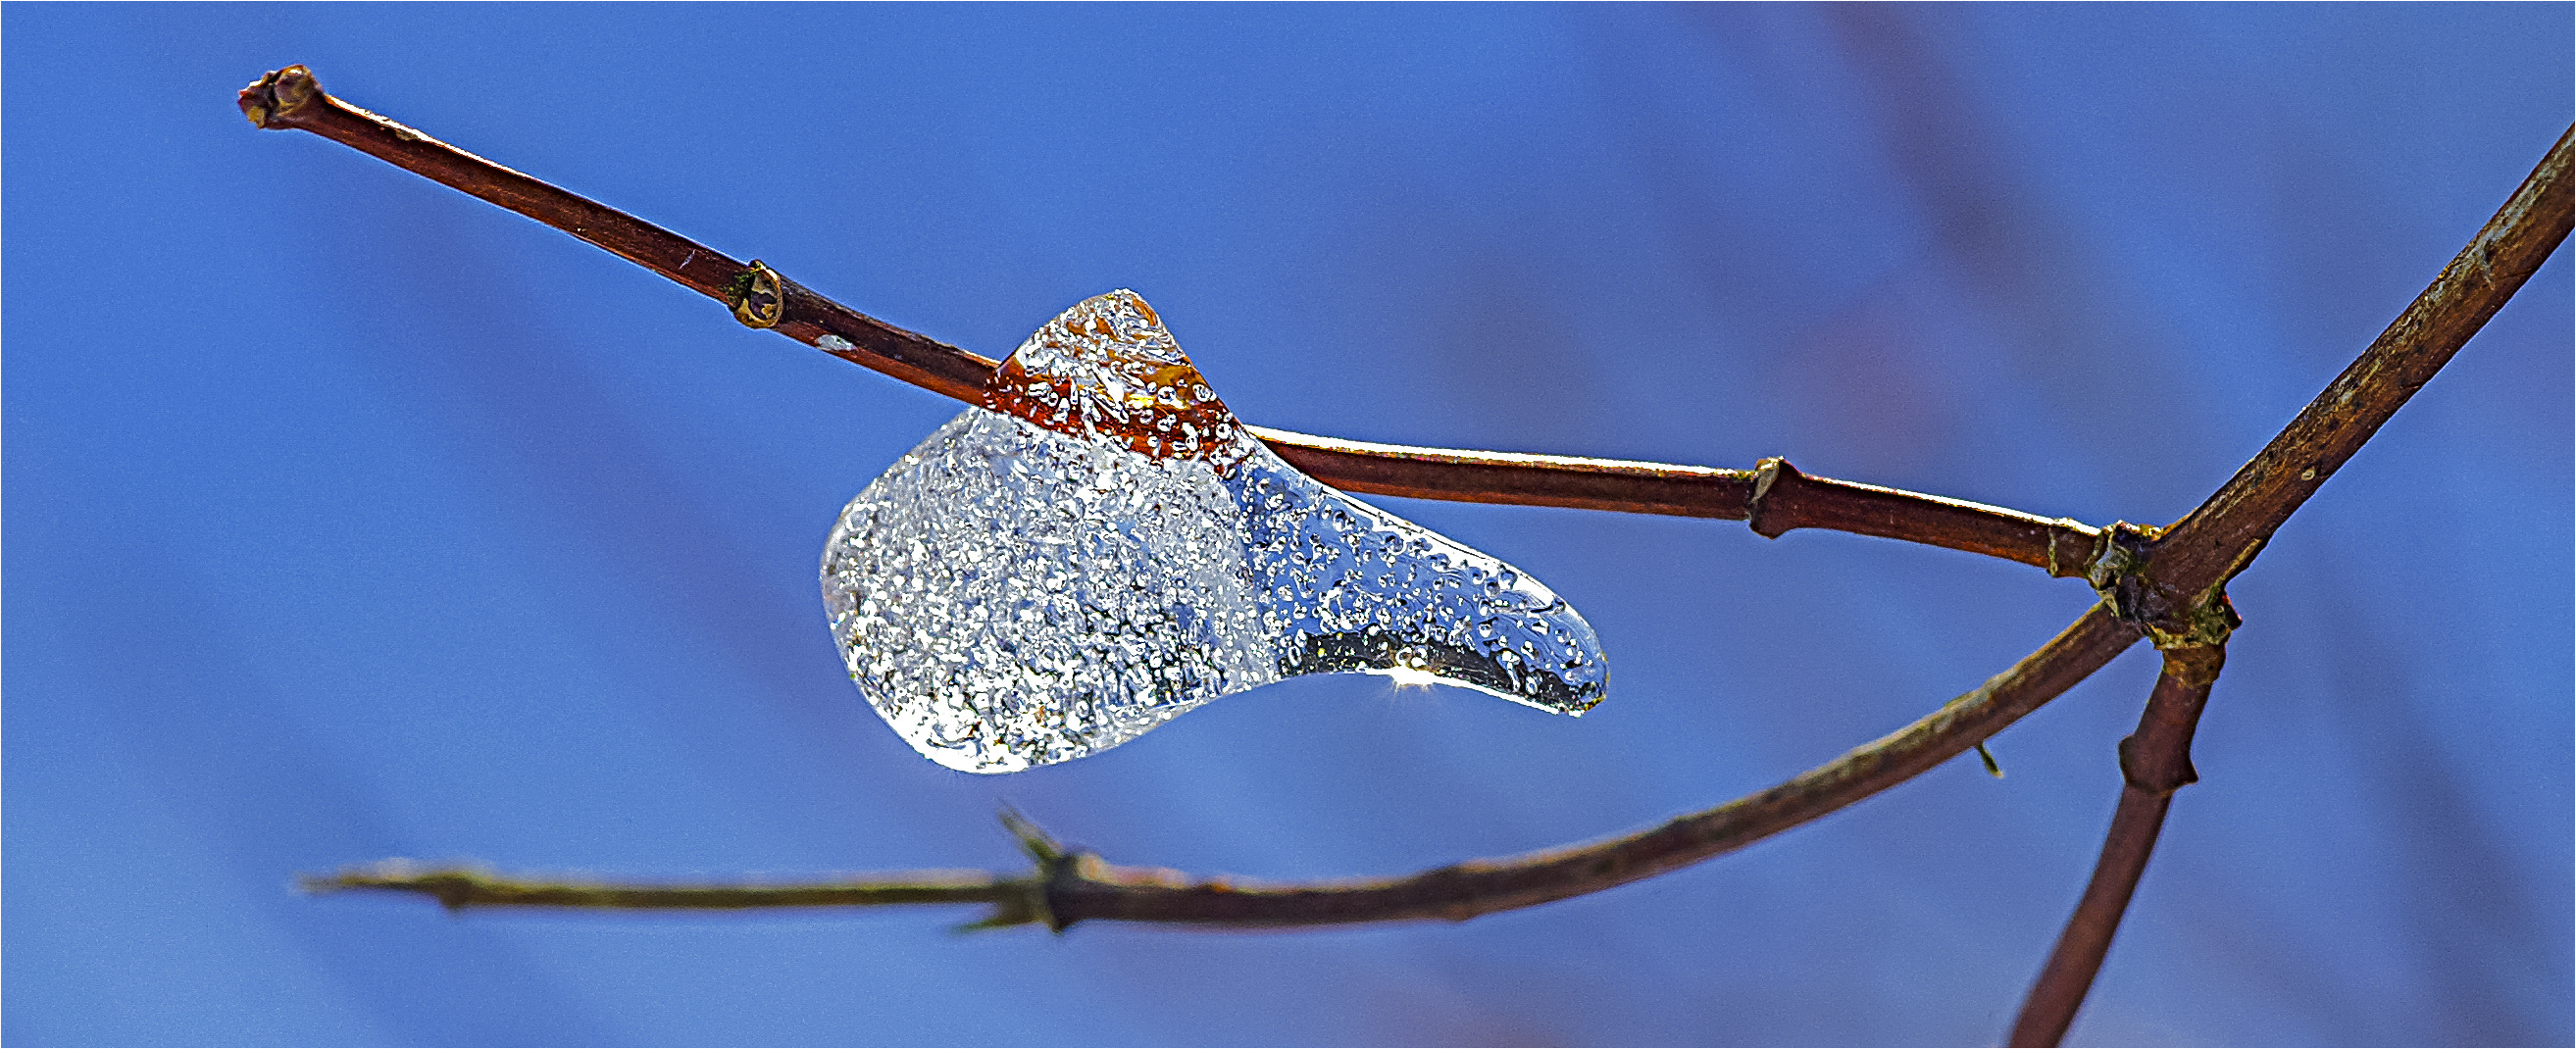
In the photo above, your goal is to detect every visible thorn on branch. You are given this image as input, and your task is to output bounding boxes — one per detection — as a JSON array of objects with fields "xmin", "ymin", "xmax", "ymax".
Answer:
[{"xmin": 997, "ymin": 806, "xmax": 1064, "ymax": 864}]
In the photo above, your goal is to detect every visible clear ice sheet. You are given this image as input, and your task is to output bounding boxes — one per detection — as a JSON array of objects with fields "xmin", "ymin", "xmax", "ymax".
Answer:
[{"xmin": 822, "ymin": 290, "xmax": 1607, "ymax": 773}]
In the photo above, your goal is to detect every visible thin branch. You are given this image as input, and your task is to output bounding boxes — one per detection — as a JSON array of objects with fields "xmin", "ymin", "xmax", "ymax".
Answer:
[
  {"xmin": 1047, "ymin": 607, "xmax": 2132, "ymax": 927},
  {"xmin": 236, "ymin": 66, "xmax": 988, "ymax": 403},
  {"xmin": 314, "ymin": 606, "xmax": 2141, "ymax": 924},
  {"xmin": 1992, "ymin": 130, "xmax": 2570, "ymax": 1039},
  {"xmin": 2138, "ymin": 126, "xmax": 2575, "ymax": 613},
  {"xmin": 2007, "ymin": 644, "xmax": 2225, "ymax": 1047},
  {"xmin": 236, "ymin": 65, "xmax": 2098, "ymax": 572},
  {"xmin": 310, "ymin": 810, "xmax": 1079, "ymax": 930},
  {"xmin": 299, "ymin": 124, "xmax": 2571, "ymax": 928},
  {"xmin": 308, "ymin": 861, "xmax": 1019, "ymax": 914}
]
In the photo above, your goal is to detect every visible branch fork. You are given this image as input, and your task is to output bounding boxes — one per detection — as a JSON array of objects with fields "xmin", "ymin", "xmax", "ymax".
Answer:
[{"xmin": 2084, "ymin": 523, "xmax": 2243, "ymax": 650}]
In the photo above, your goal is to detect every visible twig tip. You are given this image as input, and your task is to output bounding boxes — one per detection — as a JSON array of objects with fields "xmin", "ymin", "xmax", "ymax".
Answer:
[{"xmin": 239, "ymin": 65, "xmax": 320, "ymax": 128}]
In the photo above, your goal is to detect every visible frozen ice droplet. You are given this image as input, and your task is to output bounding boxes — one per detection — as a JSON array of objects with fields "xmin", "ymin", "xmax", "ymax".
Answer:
[{"xmin": 821, "ymin": 290, "xmax": 1607, "ymax": 773}]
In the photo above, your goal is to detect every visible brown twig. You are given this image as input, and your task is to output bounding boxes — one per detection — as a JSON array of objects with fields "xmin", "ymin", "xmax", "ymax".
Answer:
[
  {"xmin": 2008, "ymin": 645, "xmax": 2225, "ymax": 1047},
  {"xmin": 237, "ymin": 64, "xmax": 2098, "ymax": 571},
  {"xmin": 2135, "ymin": 127, "xmax": 2575, "ymax": 619},
  {"xmin": 313, "ymin": 606, "xmax": 2142, "ymax": 924},
  {"xmin": 294, "ymin": 121, "xmax": 2571, "ymax": 930},
  {"xmin": 307, "ymin": 810, "xmax": 1076, "ymax": 928},
  {"xmin": 308, "ymin": 861, "xmax": 1019, "ymax": 914},
  {"xmin": 236, "ymin": 65, "xmax": 991, "ymax": 402},
  {"xmin": 1995, "ymin": 127, "xmax": 2573, "ymax": 1043}
]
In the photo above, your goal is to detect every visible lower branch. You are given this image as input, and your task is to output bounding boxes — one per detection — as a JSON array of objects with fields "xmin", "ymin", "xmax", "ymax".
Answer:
[
  {"xmin": 307, "ymin": 861, "xmax": 1020, "ymax": 915},
  {"xmin": 309, "ymin": 606, "xmax": 2141, "ymax": 925},
  {"xmin": 2008, "ymin": 644, "xmax": 2225, "ymax": 1047}
]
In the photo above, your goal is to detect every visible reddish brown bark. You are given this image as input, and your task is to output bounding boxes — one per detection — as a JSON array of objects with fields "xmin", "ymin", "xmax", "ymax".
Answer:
[{"xmin": 2008, "ymin": 645, "xmax": 2225, "ymax": 1047}]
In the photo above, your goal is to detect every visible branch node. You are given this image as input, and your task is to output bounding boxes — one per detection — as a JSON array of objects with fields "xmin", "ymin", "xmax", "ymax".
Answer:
[
  {"xmin": 731, "ymin": 261, "xmax": 784, "ymax": 328},
  {"xmin": 2044, "ymin": 520, "xmax": 2096, "ymax": 578},
  {"xmin": 2115, "ymin": 734, "xmax": 2198, "ymax": 796},
  {"xmin": 2085, "ymin": 523, "xmax": 2241, "ymax": 650},
  {"xmin": 985, "ymin": 807, "xmax": 1097, "ymax": 933},
  {"xmin": 2118, "ymin": 644, "xmax": 2225, "ymax": 796},
  {"xmin": 1744, "ymin": 457, "xmax": 1802, "ymax": 538}
]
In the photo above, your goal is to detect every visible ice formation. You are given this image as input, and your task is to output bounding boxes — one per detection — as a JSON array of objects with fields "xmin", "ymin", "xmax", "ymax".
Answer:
[{"xmin": 821, "ymin": 290, "xmax": 1607, "ymax": 773}]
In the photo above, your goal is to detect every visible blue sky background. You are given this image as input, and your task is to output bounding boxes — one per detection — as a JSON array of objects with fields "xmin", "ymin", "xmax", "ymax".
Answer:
[{"xmin": 6, "ymin": 4, "xmax": 2568, "ymax": 1045}]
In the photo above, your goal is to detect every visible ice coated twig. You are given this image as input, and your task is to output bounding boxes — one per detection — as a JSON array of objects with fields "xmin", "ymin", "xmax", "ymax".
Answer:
[
  {"xmin": 236, "ymin": 64, "xmax": 2097, "ymax": 571},
  {"xmin": 295, "ymin": 125, "xmax": 2569, "ymax": 926},
  {"xmin": 248, "ymin": 62, "xmax": 2569, "ymax": 1041}
]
